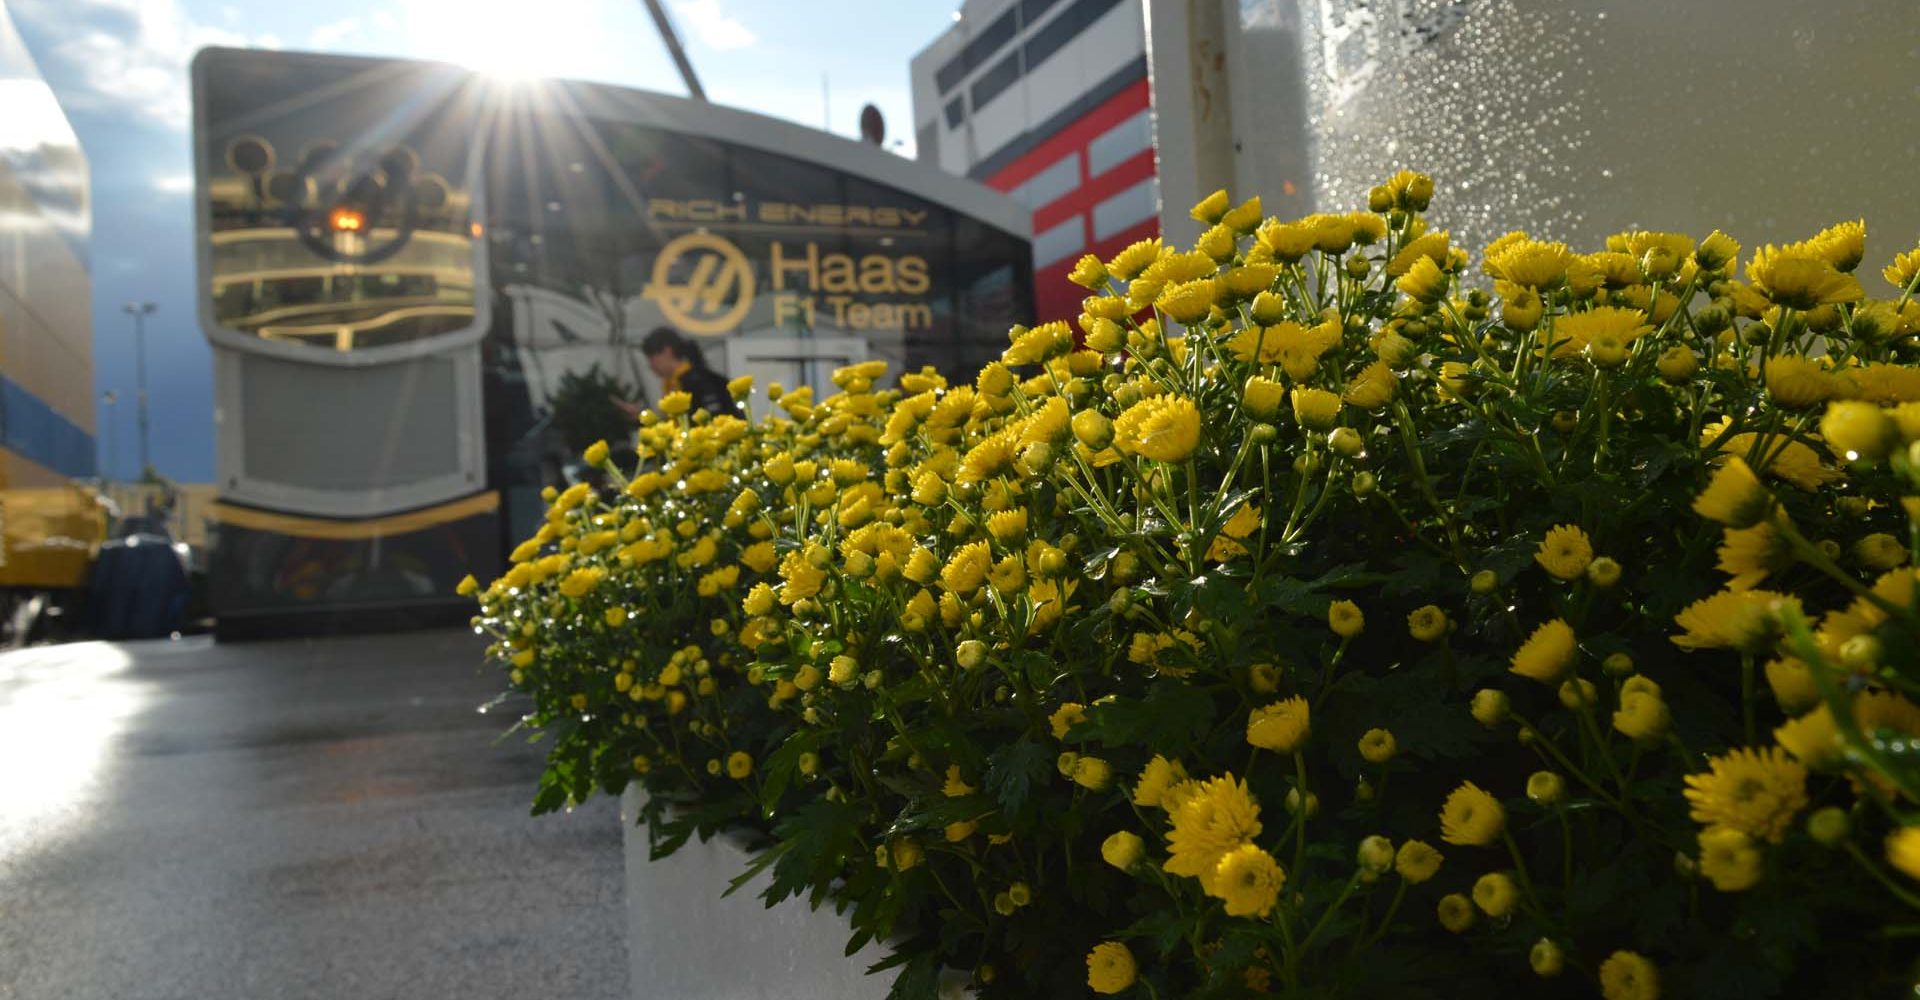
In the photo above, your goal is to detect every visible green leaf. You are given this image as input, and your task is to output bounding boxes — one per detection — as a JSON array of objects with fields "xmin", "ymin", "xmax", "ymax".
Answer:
[
  {"xmin": 1082, "ymin": 683, "xmax": 1218, "ymax": 756},
  {"xmin": 759, "ymin": 730, "xmax": 822, "ymax": 811},
  {"xmin": 985, "ymin": 737, "xmax": 1052, "ymax": 815},
  {"xmin": 881, "ymin": 952, "xmax": 940, "ymax": 1000}
]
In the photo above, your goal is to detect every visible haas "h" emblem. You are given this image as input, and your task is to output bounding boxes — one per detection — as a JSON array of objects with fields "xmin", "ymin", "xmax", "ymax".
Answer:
[{"xmin": 641, "ymin": 232, "xmax": 756, "ymax": 335}]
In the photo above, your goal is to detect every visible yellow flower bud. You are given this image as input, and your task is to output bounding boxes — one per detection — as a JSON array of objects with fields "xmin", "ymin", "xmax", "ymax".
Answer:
[
  {"xmin": 1530, "ymin": 939, "xmax": 1565, "ymax": 977},
  {"xmin": 1526, "ymin": 771, "xmax": 1565, "ymax": 805},
  {"xmin": 1328, "ymin": 600, "xmax": 1364, "ymax": 638},
  {"xmin": 1068, "ymin": 254, "xmax": 1109, "ymax": 290},
  {"xmin": 1101, "ymin": 830, "xmax": 1145, "ymax": 870},
  {"xmin": 1471, "ymin": 689, "xmax": 1510, "ymax": 727},
  {"xmin": 1357, "ymin": 835, "xmax": 1394, "ymax": 874},
  {"xmin": 1821, "ymin": 401, "xmax": 1899, "ymax": 461}
]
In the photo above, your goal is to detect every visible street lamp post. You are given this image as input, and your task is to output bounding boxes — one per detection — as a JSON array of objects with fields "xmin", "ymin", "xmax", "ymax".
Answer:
[
  {"xmin": 101, "ymin": 390, "xmax": 118, "ymax": 482},
  {"xmin": 122, "ymin": 302, "xmax": 155, "ymax": 479}
]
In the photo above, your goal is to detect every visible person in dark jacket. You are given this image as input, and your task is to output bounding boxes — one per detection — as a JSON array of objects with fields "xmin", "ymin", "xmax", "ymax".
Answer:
[{"xmin": 641, "ymin": 326, "xmax": 737, "ymax": 417}]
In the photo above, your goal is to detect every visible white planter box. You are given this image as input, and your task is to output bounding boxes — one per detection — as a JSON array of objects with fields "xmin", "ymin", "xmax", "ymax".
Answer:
[{"xmin": 620, "ymin": 787, "xmax": 906, "ymax": 1000}]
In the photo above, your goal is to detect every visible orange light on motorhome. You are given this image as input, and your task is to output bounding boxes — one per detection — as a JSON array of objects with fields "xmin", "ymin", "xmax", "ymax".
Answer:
[{"xmin": 328, "ymin": 206, "xmax": 365, "ymax": 232}]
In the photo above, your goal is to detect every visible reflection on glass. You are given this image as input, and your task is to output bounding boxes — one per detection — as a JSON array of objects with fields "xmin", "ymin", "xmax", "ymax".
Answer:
[{"xmin": 202, "ymin": 57, "xmax": 480, "ymax": 352}]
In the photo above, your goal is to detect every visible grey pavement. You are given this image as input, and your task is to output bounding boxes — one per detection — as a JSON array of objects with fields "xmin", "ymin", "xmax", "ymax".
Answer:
[{"xmin": 0, "ymin": 629, "xmax": 627, "ymax": 1000}]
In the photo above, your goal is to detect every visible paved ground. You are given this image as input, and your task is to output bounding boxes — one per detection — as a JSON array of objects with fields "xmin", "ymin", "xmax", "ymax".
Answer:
[{"xmin": 0, "ymin": 630, "xmax": 627, "ymax": 1000}]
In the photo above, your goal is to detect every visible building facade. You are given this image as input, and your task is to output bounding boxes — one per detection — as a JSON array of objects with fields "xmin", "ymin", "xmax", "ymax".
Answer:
[
  {"xmin": 0, "ymin": 0, "xmax": 103, "ymax": 593},
  {"xmin": 911, "ymin": 0, "xmax": 1155, "ymax": 324}
]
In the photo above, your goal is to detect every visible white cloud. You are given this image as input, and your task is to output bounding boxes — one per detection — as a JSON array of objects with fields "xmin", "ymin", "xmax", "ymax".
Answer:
[
  {"xmin": 673, "ymin": 0, "xmax": 756, "ymax": 52},
  {"xmin": 306, "ymin": 16, "xmax": 363, "ymax": 50},
  {"xmin": 10, "ymin": 0, "xmax": 278, "ymax": 130},
  {"xmin": 149, "ymin": 173, "xmax": 193, "ymax": 194}
]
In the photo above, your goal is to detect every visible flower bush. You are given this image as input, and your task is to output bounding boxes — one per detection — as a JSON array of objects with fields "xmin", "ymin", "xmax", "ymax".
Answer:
[{"xmin": 465, "ymin": 173, "xmax": 1920, "ymax": 999}]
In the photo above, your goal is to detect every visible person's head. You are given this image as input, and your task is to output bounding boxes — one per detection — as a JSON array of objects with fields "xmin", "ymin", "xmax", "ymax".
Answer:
[{"xmin": 642, "ymin": 326, "xmax": 704, "ymax": 378}]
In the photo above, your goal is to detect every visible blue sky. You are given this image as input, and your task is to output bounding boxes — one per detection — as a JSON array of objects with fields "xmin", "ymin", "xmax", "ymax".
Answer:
[{"xmin": 9, "ymin": 0, "xmax": 955, "ymax": 482}]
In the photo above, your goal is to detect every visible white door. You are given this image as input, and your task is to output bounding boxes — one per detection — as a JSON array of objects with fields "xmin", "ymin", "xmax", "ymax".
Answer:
[{"xmin": 723, "ymin": 336, "xmax": 869, "ymax": 420}]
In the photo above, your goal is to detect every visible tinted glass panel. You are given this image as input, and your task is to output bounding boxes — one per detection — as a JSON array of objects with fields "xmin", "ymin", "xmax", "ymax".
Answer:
[
  {"xmin": 198, "ymin": 53, "xmax": 483, "ymax": 353},
  {"xmin": 970, "ymin": 51, "xmax": 1023, "ymax": 112},
  {"xmin": 1024, "ymin": 0, "xmax": 1123, "ymax": 72},
  {"xmin": 1021, "ymin": 0, "xmax": 1066, "ymax": 27}
]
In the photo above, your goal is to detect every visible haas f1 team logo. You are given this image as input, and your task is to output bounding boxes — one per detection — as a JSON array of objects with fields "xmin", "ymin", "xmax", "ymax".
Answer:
[{"xmin": 641, "ymin": 232, "xmax": 755, "ymax": 335}]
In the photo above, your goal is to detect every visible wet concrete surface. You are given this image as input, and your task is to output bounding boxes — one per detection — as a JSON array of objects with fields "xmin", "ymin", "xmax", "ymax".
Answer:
[{"xmin": 0, "ymin": 630, "xmax": 627, "ymax": 1000}]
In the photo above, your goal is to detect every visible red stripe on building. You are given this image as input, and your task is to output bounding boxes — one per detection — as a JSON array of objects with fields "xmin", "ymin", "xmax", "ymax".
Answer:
[
  {"xmin": 1031, "ymin": 148, "xmax": 1153, "ymax": 233},
  {"xmin": 983, "ymin": 77, "xmax": 1153, "ymax": 194},
  {"xmin": 979, "ymin": 76, "xmax": 1160, "ymax": 328}
]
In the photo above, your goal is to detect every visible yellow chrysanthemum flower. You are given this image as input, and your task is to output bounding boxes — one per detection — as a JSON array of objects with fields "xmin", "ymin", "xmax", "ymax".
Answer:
[
  {"xmin": 1107, "ymin": 238, "xmax": 1164, "ymax": 281},
  {"xmin": 987, "ymin": 554, "xmax": 1026, "ymax": 594},
  {"xmin": 1776, "ymin": 691, "xmax": 1920, "ymax": 768},
  {"xmin": 1157, "ymin": 277, "xmax": 1219, "ymax": 324},
  {"xmin": 1225, "ymin": 321, "xmax": 1290, "ymax": 365},
  {"xmin": 1049, "ymin": 701, "xmax": 1087, "ymax": 740},
  {"xmin": 1436, "ymin": 893, "xmax": 1476, "ymax": 933},
  {"xmin": 1692, "ymin": 457, "xmax": 1774, "ymax": 527},
  {"xmin": 1342, "ymin": 361, "xmax": 1398, "ymax": 410},
  {"xmin": 1670, "ymin": 588, "xmax": 1797, "ymax": 652},
  {"xmin": 1696, "ymin": 230, "xmax": 1741, "ymax": 271},
  {"xmin": 1439, "ymin": 781, "xmax": 1506, "ymax": 846},
  {"xmin": 1701, "ymin": 420, "xmax": 1842, "ymax": 493},
  {"xmin": 1884, "ymin": 246, "xmax": 1920, "ymax": 291},
  {"xmin": 1747, "ymin": 244, "xmax": 1864, "ymax": 309},
  {"xmin": 1246, "ymin": 697, "xmax": 1311, "ymax": 753},
  {"xmin": 1509, "ymin": 619, "xmax": 1576, "ymax": 683},
  {"xmin": 1085, "ymin": 942, "xmax": 1136, "ymax": 995},
  {"xmin": 1599, "ymin": 950, "xmax": 1660, "ymax": 1000},
  {"xmin": 558, "ymin": 565, "xmax": 606, "ymax": 599},
  {"xmin": 1358, "ymin": 728, "xmax": 1398, "ymax": 763},
  {"xmin": 658, "ymin": 391, "xmax": 692, "ymax": 417},
  {"xmin": 1211, "ymin": 843, "xmax": 1286, "ymax": 916},
  {"xmin": 1072, "ymin": 755, "xmax": 1112, "ymax": 790},
  {"xmin": 1487, "ymin": 238, "xmax": 1573, "ymax": 288},
  {"xmin": 1133, "ymin": 755, "xmax": 1189, "ymax": 810},
  {"xmin": 1242, "ymin": 376, "xmax": 1286, "ymax": 419},
  {"xmin": 1683, "ymin": 746, "xmax": 1807, "ymax": 842},
  {"xmin": 1113, "ymin": 395, "xmax": 1202, "ymax": 463},
  {"xmin": 1406, "ymin": 606, "xmax": 1448, "ymax": 642},
  {"xmin": 1328, "ymin": 599, "xmax": 1365, "ymax": 638},
  {"xmin": 1764, "ymin": 355, "xmax": 1838, "ymax": 409},
  {"xmin": 1534, "ymin": 524, "xmax": 1594, "ymax": 580},
  {"xmin": 1541, "ymin": 306, "xmax": 1649, "ymax": 359},
  {"xmin": 1220, "ymin": 503, "xmax": 1261, "ymax": 541},
  {"xmin": 1888, "ymin": 827, "xmax": 1920, "ymax": 881},
  {"xmin": 1394, "ymin": 840, "xmax": 1443, "ymax": 883},
  {"xmin": 1805, "ymin": 219, "xmax": 1866, "ymax": 272},
  {"xmin": 1471, "ymin": 871, "xmax": 1517, "ymax": 917},
  {"xmin": 1396, "ymin": 255, "xmax": 1449, "ymax": 303},
  {"xmin": 1068, "ymin": 253, "xmax": 1109, "ymax": 289},
  {"xmin": 1612, "ymin": 690, "xmax": 1670, "ymax": 742},
  {"xmin": 939, "ymin": 540, "xmax": 992, "ymax": 596},
  {"xmin": 1256, "ymin": 219, "xmax": 1316, "ymax": 262},
  {"xmin": 1386, "ymin": 230, "xmax": 1450, "ymax": 277},
  {"xmin": 986, "ymin": 508, "xmax": 1028, "ymax": 543},
  {"xmin": 1165, "ymin": 774, "xmax": 1263, "ymax": 893},
  {"xmin": 1292, "ymin": 387, "xmax": 1344, "ymax": 430},
  {"xmin": 1716, "ymin": 519, "xmax": 1794, "ymax": 590}
]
